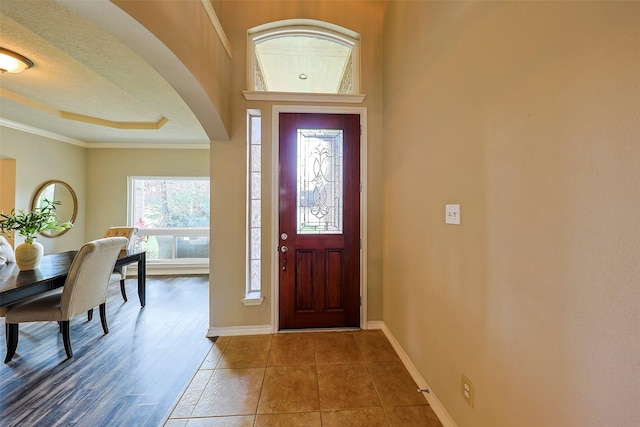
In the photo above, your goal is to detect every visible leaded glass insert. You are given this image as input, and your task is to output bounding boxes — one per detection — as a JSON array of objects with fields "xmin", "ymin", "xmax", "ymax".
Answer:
[
  {"xmin": 248, "ymin": 113, "xmax": 262, "ymax": 293},
  {"xmin": 296, "ymin": 129, "xmax": 343, "ymax": 234}
]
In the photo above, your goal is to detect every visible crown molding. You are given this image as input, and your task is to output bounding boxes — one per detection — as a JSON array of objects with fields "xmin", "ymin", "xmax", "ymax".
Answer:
[{"xmin": 1, "ymin": 119, "xmax": 210, "ymax": 149}]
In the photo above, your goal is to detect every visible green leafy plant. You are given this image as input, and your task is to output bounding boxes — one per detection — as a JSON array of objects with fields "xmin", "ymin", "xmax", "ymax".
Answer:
[{"xmin": 0, "ymin": 199, "xmax": 73, "ymax": 244}]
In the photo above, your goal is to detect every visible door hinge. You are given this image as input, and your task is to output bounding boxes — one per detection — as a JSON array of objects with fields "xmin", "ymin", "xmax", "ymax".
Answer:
[
  {"xmin": 359, "ymin": 239, "xmax": 362, "ymax": 249},
  {"xmin": 359, "ymin": 181, "xmax": 362, "ymax": 192},
  {"xmin": 359, "ymin": 296, "xmax": 362, "ymax": 306}
]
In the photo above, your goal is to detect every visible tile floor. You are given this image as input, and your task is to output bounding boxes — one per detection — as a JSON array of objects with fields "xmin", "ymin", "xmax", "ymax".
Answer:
[{"xmin": 164, "ymin": 330, "xmax": 443, "ymax": 427}]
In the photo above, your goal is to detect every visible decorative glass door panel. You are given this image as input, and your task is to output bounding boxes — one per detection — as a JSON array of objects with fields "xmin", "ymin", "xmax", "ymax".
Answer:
[{"xmin": 296, "ymin": 129, "xmax": 344, "ymax": 234}]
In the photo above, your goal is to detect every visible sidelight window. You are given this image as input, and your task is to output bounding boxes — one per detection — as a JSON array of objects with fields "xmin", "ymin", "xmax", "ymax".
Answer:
[{"xmin": 245, "ymin": 110, "xmax": 263, "ymax": 303}]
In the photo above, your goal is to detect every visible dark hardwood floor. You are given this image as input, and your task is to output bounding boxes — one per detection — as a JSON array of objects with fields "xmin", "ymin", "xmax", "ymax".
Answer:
[{"xmin": 0, "ymin": 275, "xmax": 213, "ymax": 427}]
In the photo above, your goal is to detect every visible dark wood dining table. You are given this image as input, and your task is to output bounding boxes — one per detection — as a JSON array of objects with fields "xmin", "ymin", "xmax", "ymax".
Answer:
[{"xmin": 0, "ymin": 250, "xmax": 146, "ymax": 308}]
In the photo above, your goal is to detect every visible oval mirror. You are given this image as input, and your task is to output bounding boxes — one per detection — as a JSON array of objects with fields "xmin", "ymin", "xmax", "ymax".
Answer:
[{"xmin": 31, "ymin": 180, "xmax": 77, "ymax": 238}]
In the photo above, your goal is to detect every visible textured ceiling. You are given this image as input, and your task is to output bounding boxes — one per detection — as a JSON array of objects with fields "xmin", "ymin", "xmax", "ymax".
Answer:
[{"xmin": 0, "ymin": 0, "xmax": 210, "ymax": 147}]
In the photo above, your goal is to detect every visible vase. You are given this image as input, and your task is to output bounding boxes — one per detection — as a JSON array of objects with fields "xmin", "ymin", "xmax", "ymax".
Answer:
[{"xmin": 15, "ymin": 241, "xmax": 44, "ymax": 270}]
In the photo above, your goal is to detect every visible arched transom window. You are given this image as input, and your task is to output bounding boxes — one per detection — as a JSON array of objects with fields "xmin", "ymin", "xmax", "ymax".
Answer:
[{"xmin": 247, "ymin": 20, "xmax": 360, "ymax": 95}]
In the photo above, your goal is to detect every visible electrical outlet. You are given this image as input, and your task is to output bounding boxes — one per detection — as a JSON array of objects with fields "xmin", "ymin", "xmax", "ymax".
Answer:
[{"xmin": 461, "ymin": 374, "xmax": 474, "ymax": 408}]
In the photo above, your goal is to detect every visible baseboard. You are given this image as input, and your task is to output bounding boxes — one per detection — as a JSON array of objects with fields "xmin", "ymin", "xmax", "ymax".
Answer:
[
  {"xmin": 367, "ymin": 320, "xmax": 384, "ymax": 330},
  {"xmin": 207, "ymin": 324, "xmax": 273, "ymax": 337},
  {"xmin": 380, "ymin": 322, "xmax": 458, "ymax": 427}
]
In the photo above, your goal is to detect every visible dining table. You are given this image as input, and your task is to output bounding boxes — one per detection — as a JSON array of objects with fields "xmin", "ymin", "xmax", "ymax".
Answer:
[{"xmin": 0, "ymin": 249, "xmax": 146, "ymax": 308}]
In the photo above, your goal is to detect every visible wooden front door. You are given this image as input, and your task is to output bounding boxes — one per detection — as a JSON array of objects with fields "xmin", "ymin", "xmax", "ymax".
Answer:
[{"xmin": 278, "ymin": 113, "xmax": 361, "ymax": 329}]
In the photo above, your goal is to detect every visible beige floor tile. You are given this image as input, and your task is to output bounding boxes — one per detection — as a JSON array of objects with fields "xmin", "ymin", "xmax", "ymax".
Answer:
[
  {"xmin": 191, "ymin": 368, "xmax": 265, "ymax": 417},
  {"xmin": 321, "ymin": 407, "xmax": 390, "ymax": 427},
  {"xmin": 268, "ymin": 333, "xmax": 315, "ymax": 366},
  {"xmin": 164, "ymin": 420, "xmax": 188, "ymax": 427},
  {"xmin": 215, "ymin": 336, "xmax": 231, "ymax": 347},
  {"xmin": 170, "ymin": 370, "xmax": 214, "ymax": 418},
  {"xmin": 167, "ymin": 332, "xmax": 444, "ymax": 427},
  {"xmin": 257, "ymin": 365, "xmax": 320, "ymax": 413},
  {"xmin": 367, "ymin": 361, "xmax": 427, "ymax": 408},
  {"xmin": 185, "ymin": 416, "xmax": 255, "ymax": 427},
  {"xmin": 200, "ymin": 337, "xmax": 229, "ymax": 369},
  {"xmin": 255, "ymin": 412, "xmax": 322, "ymax": 427},
  {"xmin": 387, "ymin": 405, "xmax": 443, "ymax": 427},
  {"xmin": 317, "ymin": 363, "xmax": 381, "ymax": 410},
  {"xmin": 354, "ymin": 330, "xmax": 400, "ymax": 362},
  {"xmin": 314, "ymin": 332, "xmax": 362, "ymax": 364},
  {"xmin": 218, "ymin": 335, "xmax": 272, "ymax": 368}
]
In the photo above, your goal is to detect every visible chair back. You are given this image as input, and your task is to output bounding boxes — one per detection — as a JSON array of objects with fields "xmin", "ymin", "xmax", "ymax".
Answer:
[
  {"xmin": 0, "ymin": 235, "xmax": 15, "ymax": 264},
  {"xmin": 103, "ymin": 227, "xmax": 137, "ymax": 250},
  {"xmin": 103, "ymin": 227, "xmax": 138, "ymax": 277},
  {"xmin": 60, "ymin": 237, "xmax": 128, "ymax": 319}
]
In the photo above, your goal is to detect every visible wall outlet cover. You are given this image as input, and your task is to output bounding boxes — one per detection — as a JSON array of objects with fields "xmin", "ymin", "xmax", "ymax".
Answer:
[{"xmin": 445, "ymin": 204, "xmax": 461, "ymax": 225}]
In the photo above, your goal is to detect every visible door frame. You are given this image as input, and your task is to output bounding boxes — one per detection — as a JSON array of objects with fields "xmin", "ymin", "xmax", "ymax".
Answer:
[{"xmin": 271, "ymin": 105, "xmax": 368, "ymax": 332}]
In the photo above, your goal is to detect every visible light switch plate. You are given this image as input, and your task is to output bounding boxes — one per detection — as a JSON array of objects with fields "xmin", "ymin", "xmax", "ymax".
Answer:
[{"xmin": 445, "ymin": 204, "xmax": 461, "ymax": 225}]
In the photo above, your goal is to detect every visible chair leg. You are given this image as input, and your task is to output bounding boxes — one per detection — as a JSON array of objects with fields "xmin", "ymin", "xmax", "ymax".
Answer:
[
  {"xmin": 61, "ymin": 320, "xmax": 73, "ymax": 359},
  {"xmin": 99, "ymin": 303, "xmax": 109, "ymax": 334},
  {"xmin": 120, "ymin": 279, "xmax": 128, "ymax": 302},
  {"xmin": 4, "ymin": 323, "xmax": 19, "ymax": 363},
  {"xmin": 87, "ymin": 309, "xmax": 94, "ymax": 322}
]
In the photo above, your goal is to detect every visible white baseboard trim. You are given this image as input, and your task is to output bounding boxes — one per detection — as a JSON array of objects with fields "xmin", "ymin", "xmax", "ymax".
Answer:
[
  {"xmin": 380, "ymin": 322, "xmax": 458, "ymax": 427},
  {"xmin": 207, "ymin": 324, "xmax": 273, "ymax": 337},
  {"xmin": 367, "ymin": 320, "xmax": 384, "ymax": 330}
]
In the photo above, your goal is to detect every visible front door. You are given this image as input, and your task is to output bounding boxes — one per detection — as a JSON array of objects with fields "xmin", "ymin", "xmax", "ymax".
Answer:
[{"xmin": 278, "ymin": 113, "xmax": 361, "ymax": 329}]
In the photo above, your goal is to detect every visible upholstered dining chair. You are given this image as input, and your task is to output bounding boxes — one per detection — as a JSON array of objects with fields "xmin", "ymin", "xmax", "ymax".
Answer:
[
  {"xmin": 3, "ymin": 236, "xmax": 128, "ymax": 363},
  {"xmin": 0, "ymin": 235, "xmax": 15, "ymax": 266},
  {"xmin": 103, "ymin": 227, "xmax": 138, "ymax": 302},
  {"xmin": 0, "ymin": 236, "xmax": 17, "ymax": 319}
]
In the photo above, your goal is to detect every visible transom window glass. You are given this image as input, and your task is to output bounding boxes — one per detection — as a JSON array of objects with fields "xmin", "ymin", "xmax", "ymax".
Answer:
[
  {"xmin": 248, "ymin": 20, "xmax": 360, "ymax": 95},
  {"xmin": 297, "ymin": 129, "xmax": 344, "ymax": 234}
]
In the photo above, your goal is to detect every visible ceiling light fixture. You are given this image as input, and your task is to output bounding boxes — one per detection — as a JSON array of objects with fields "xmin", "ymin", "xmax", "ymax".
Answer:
[
  {"xmin": 0, "ymin": 47, "xmax": 34, "ymax": 74},
  {"xmin": 298, "ymin": 73, "xmax": 308, "ymax": 80}
]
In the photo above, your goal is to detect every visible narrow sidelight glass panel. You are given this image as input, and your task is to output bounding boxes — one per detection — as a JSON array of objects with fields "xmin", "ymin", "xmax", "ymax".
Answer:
[
  {"xmin": 247, "ymin": 111, "xmax": 262, "ymax": 296},
  {"xmin": 296, "ymin": 129, "xmax": 343, "ymax": 234}
]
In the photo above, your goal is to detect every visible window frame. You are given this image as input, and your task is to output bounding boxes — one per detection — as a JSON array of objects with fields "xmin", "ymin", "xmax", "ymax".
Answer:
[
  {"xmin": 244, "ymin": 20, "xmax": 364, "ymax": 103},
  {"xmin": 243, "ymin": 111, "xmax": 264, "ymax": 305},
  {"xmin": 127, "ymin": 176, "xmax": 210, "ymax": 265}
]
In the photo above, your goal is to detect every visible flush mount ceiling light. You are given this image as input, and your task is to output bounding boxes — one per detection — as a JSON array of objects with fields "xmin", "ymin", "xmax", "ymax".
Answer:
[
  {"xmin": 0, "ymin": 47, "xmax": 34, "ymax": 74},
  {"xmin": 298, "ymin": 73, "xmax": 308, "ymax": 80}
]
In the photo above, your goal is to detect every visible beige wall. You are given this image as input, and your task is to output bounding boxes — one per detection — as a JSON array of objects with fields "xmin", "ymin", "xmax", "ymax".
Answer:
[
  {"xmin": 85, "ymin": 148, "xmax": 209, "ymax": 240},
  {"xmin": 211, "ymin": 0, "xmax": 385, "ymax": 328},
  {"xmin": 0, "ymin": 126, "xmax": 86, "ymax": 254},
  {"xmin": 383, "ymin": 2, "xmax": 640, "ymax": 426}
]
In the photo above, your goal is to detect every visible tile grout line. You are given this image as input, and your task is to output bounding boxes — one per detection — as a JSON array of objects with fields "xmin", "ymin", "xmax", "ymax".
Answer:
[{"xmin": 253, "ymin": 334, "xmax": 273, "ymax": 426}]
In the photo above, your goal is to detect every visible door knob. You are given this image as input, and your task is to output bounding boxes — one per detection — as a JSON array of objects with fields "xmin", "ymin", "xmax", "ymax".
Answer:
[{"xmin": 280, "ymin": 245, "xmax": 288, "ymax": 253}]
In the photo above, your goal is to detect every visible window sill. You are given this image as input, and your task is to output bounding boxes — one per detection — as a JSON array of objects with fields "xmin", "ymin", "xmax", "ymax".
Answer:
[
  {"xmin": 242, "ymin": 293, "xmax": 265, "ymax": 306},
  {"xmin": 242, "ymin": 91, "xmax": 366, "ymax": 104}
]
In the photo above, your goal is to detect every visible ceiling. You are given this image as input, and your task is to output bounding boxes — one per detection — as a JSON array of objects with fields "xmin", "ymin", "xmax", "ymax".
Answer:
[{"xmin": 0, "ymin": 0, "xmax": 210, "ymax": 147}]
